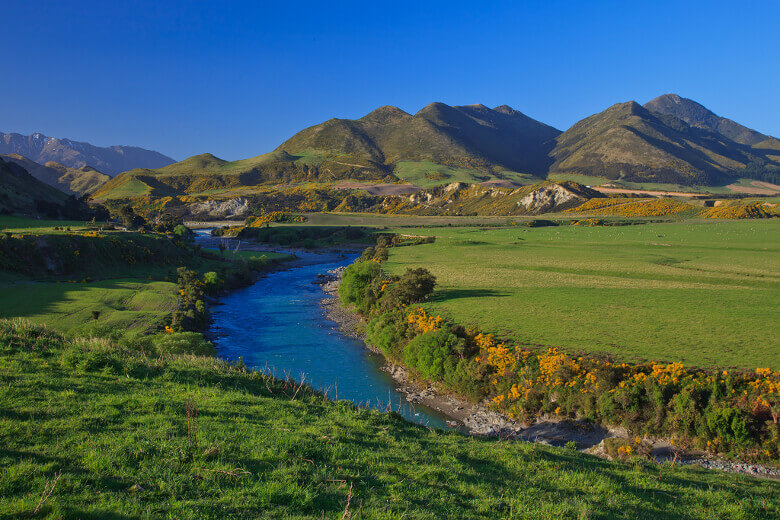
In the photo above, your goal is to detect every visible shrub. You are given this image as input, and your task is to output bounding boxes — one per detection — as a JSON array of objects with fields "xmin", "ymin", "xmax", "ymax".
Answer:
[
  {"xmin": 339, "ymin": 259, "xmax": 381, "ymax": 313},
  {"xmin": 202, "ymin": 271, "xmax": 224, "ymax": 292}
]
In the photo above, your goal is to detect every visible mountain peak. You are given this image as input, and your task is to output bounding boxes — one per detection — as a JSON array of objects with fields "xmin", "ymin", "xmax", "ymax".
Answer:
[
  {"xmin": 644, "ymin": 94, "xmax": 768, "ymax": 145},
  {"xmin": 359, "ymin": 105, "xmax": 411, "ymax": 124},
  {"xmin": 493, "ymin": 105, "xmax": 516, "ymax": 114}
]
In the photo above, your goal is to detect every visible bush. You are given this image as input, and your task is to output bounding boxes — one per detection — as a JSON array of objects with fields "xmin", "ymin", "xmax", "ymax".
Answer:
[
  {"xmin": 339, "ymin": 260, "xmax": 381, "ymax": 313},
  {"xmin": 705, "ymin": 407, "xmax": 753, "ymax": 448},
  {"xmin": 365, "ymin": 311, "xmax": 406, "ymax": 359},
  {"xmin": 202, "ymin": 271, "xmax": 224, "ymax": 292},
  {"xmin": 380, "ymin": 268, "xmax": 436, "ymax": 310}
]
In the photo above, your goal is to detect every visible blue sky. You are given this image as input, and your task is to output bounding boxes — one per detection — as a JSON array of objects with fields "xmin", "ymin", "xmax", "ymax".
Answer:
[{"xmin": 2, "ymin": 1, "xmax": 777, "ymax": 161}]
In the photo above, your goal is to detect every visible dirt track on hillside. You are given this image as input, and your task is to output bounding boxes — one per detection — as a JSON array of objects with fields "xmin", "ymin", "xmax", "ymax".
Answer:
[{"xmin": 334, "ymin": 181, "xmax": 421, "ymax": 196}]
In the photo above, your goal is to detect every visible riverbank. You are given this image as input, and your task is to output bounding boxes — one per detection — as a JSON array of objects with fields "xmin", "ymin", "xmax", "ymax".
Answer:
[{"xmin": 317, "ymin": 267, "xmax": 780, "ymax": 479}]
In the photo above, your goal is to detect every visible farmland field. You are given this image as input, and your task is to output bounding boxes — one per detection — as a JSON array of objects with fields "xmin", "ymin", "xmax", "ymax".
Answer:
[{"xmin": 383, "ymin": 220, "xmax": 780, "ymax": 369}]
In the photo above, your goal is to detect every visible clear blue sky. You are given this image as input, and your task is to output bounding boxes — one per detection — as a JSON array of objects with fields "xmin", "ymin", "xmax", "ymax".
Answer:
[{"xmin": 2, "ymin": 0, "xmax": 777, "ymax": 161}]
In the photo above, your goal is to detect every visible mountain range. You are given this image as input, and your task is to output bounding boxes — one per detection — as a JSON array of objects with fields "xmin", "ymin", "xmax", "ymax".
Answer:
[
  {"xmin": 92, "ymin": 93, "xmax": 778, "ymax": 203},
  {"xmin": 0, "ymin": 132, "xmax": 175, "ymax": 176}
]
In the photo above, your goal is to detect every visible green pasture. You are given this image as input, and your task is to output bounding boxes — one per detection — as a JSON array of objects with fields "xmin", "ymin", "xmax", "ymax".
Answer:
[
  {"xmin": 0, "ymin": 216, "xmax": 91, "ymax": 233},
  {"xmin": 547, "ymin": 174, "xmax": 775, "ymax": 195},
  {"xmin": 1, "ymin": 320, "xmax": 776, "ymax": 519},
  {"xmin": 204, "ymin": 248, "xmax": 294, "ymax": 262},
  {"xmin": 393, "ymin": 161, "xmax": 542, "ymax": 188},
  {"xmin": 384, "ymin": 220, "xmax": 780, "ymax": 369},
  {"xmin": 0, "ymin": 279, "xmax": 177, "ymax": 337}
]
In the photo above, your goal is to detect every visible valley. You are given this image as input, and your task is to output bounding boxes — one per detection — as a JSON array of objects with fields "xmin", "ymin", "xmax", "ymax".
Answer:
[{"xmin": 1, "ymin": 94, "xmax": 778, "ymax": 518}]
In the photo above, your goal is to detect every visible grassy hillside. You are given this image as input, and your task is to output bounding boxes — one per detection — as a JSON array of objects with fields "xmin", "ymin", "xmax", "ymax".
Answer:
[
  {"xmin": 1, "ymin": 320, "xmax": 777, "ymax": 519},
  {"xmin": 0, "ymin": 157, "xmax": 70, "ymax": 215},
  {"xmin": 550, "ymin": 101, "xmax": 777, "ymax": 185},
  {"xmin": 1, "ymin": 154, "xmax": 109, "ymax": 195},
  {"xmin": 278, "ymin": 103, "xmax": 561, "ymax": 176},
  {"xmin": 92, "ymin": 150, "xmax": 393, "ymax": 201},
  {"xmin": 644, "ymin": 94, "xmax": 769, "ymax": 146},
  {"xmin": 0, "ymin": 216, "xmax": 293, "ymax": 338},
  {"xmin": 0, "ymin": 279, "xmax": 177, "ymax": 337},
  {"xmin": 383, "ymin": 220, "xmax": 780, "ymax": 369}
]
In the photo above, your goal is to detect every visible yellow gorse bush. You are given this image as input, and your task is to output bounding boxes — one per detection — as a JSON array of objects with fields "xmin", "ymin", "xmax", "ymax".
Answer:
[{"xmin": 405, "ymin": 307, "xmax": 443, "ymax": 334}]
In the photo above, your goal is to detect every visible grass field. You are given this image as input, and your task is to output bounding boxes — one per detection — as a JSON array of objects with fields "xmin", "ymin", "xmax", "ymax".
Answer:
[
  {"xmin": 1, "ymin": 320, "xmax": 776, "ymax": 519},
  {"xmin": 0, "ymin": 279, "xmax": 178, "ymax": 337},
  {"xmin": 203, "ymin": 248, "xmax": 294, "ymax": 262},
  {"xmin": 0, "ymin": 216, "xmax": 91, "ymax": 233},
  {"xmin": 296, "ymin": 212, "xmax": 538, "ymax": 227},
  {"xmin": 394, "ymin": 161, "xmax": 542, "ymax": 188},
  {"xmin": 383, "ymin": 220, "xmax": 780, "ymax": 370},
  {"xmin": 546, "ymin": 174, "xmax": 769, "ymax": 195}
]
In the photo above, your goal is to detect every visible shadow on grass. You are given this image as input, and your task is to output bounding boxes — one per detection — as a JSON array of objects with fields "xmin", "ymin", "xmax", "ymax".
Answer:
[{"xmin": 429, "ymin": 288, "xmax": 509, "ymax": 303}]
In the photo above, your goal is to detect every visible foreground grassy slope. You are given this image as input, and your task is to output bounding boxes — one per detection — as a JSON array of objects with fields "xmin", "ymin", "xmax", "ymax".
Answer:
[
  {"xmin": 1, "ymin": 321, "xmax": 777, "ymax": 519},
  {"xmin": 384, "ymin": 220, "xmax": 780, "ymax": 369}
]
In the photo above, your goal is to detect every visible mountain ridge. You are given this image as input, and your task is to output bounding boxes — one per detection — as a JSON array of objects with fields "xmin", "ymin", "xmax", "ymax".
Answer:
[
  {"xmin": 644, "ymin": 94, "xmax": 771, "ymax": 146},
  {"xmin": 1, "ymin": 154, "xmax": 110, "ymax": 196},
  {"xmin": 0, "ymin": 132, "xmax": 175, "ymax": 176}
]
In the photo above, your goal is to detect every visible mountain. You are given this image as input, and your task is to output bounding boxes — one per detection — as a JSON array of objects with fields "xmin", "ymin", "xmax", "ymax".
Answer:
[
  {"xmin": 278, "ymin": 103, "xmax": 561, "ymax": 177},
  {"xmin": 0, "ymin": 132, "xmax": 175, "ymax": 176},
  {"xmin": 0, "ymin": 156, "xmax": 70, "ymax": 215},
  {"xmin": 644, "ymin": 94, "xmax": 770, "ymax": 146},
  {"xmin": 549, "ymin": 101, "xmax": 775, "ymax": 185},
  {"xmin": 1, "ymin": 154, "xmax": 109, "ymax": 196},
  {"xmin": 93, "ymin": 103, "xmax": 561, "ymax": 201}
]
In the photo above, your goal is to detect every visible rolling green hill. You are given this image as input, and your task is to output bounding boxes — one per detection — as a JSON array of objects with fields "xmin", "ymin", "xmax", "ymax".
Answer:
[{"xmin": 1, "ymin": 154, "xmax": 110, "ymax": 195}]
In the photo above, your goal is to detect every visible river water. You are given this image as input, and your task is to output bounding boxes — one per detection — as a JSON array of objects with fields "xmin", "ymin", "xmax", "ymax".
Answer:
[{"xmin": 198, "ymin": 232, "xmax": 450, "ymax": 429}]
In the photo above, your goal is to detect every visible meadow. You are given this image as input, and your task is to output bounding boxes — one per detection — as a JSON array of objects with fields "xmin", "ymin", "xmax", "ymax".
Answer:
[
  {"xmin": 383, "ymin": 220, "xmax": 780, "ymax": 370},
  {"xmin": 0, "ymin": 279, "xmax": 177, "ymax": 337},
  {"xmin": 1, "ymin": 319, "xmax": 776, "ymax": 519}
]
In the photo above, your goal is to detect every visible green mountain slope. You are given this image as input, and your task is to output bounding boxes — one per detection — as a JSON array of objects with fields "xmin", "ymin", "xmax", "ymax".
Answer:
[
  {"xmin": 1, "ymin": 154, "xmax": 109, "ymax": 195},
  {"xmin": 278, "ymin": 102, "xmax": 561, "ymax": 177},
  {"xmin": 0, "ymin": 157, "xmax": 69, "ymax": 215},
  {"xmin": 644, "ymin": 94, "xmax": 771, "ymax": 146},
  {"xmin": 550, "ymin": 101, "xmax": 774, "ymax": 185}
]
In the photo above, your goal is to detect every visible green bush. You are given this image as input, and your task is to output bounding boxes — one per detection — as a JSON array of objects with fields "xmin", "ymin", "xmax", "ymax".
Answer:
[
  {"xmin": 339, "ymin": 259, "xmax": 381, "ymax": 313},
  {"xmin": 202, "ymin": 271, "xmax": 224, "ymax": 292},
  {"xmin": 366, "ymin": 311, "xmax": 406, "ymax": 359},
  {"xmin": 705, "ymin": 407, "xmax": 753, "ymax": 448}
]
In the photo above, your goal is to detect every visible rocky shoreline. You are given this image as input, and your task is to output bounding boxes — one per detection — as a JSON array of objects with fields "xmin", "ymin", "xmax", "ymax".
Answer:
[{"xmin": 316, "ymin": 267, "xmax": 780, "ymax": 480}]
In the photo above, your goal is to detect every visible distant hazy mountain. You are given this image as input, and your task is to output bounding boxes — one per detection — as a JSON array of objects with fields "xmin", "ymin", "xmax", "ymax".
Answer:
[
  {"xmin": 0, "ymin": 132, "xmax": 175, "ymax": 176},
  {"xmin": 0, "ymin": 156, "xmax": 69, "ymax": 215},
  {"xmin": 550, "ymin": 101, "xmax": 776, "ymax": 185},
  {"xmin": 278, "ymin": 103, "xmax": 561, "ymax": 176},
  {"xmin": 644, "ymin": 94, "xmax": 770, "ymax": 146},
  {"xmin": 1, "ymin": 154, "xmax": 110, "ymax": 196}
]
